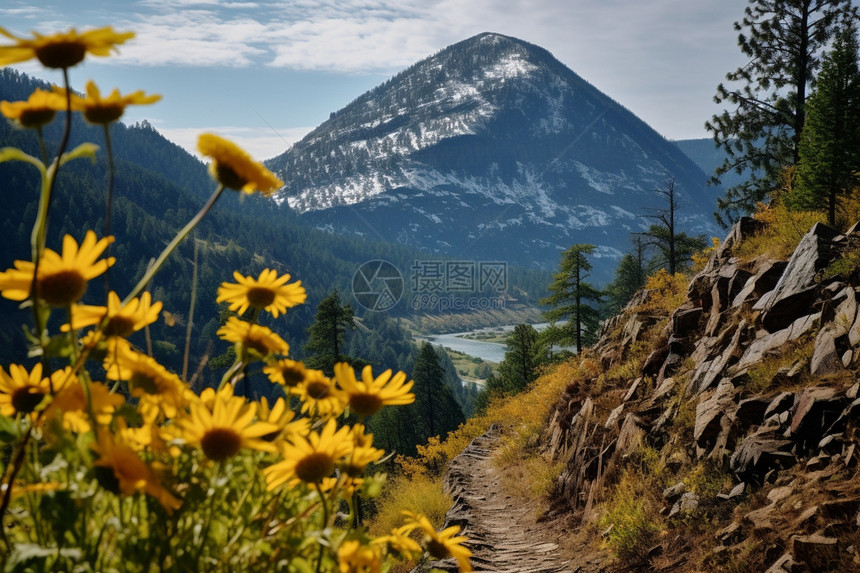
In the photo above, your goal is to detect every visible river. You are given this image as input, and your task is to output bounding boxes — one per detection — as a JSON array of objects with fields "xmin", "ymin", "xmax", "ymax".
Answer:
[
  {"xmin": 419, "ymin": 330, "xmax": 509, "ymax": 363},
  {"xmin": 417, "ymin": 322, "xmax": 572, "ymax": 364}
]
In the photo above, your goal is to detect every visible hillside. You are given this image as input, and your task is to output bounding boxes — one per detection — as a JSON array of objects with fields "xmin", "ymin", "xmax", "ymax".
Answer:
[
  {"xmin": 543, "ymin": 217, "xmax": 860, "ymax": 570},
  {"xmin": 269, "ymin": 32, "xmax": 721, "ymax": 283},
  {"xmin": 0, "ymin": 69, "xmax": 550, "ymax": 390},
  {"xmin": 407, "ymin": 214, "xmax": 860, "ymax": 572}
]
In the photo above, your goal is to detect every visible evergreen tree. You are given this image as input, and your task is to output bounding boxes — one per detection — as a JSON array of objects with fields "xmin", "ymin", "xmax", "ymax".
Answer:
[
  {"xmin": 640, "ymin": 225, "xmax": 707, "ymax": 275},
  {"xmin": 496, "ymin": 324, "xmax": 549, "ymax": 394},
  {"xmin": 304, "ymin": 290, "xmax": 355, "ymax": 375},
  {"xmin": 706, "ymin": 0, "xmax": 857, "ymax": 225},
  {"xmin": 790, "ymin": 21, "xmax": 860, "ymax": 224},
  {"xmin": 539, "ymin": 244, "xmax": 602, "ymax": 354},
  {"xmin": 411, "ymin": 342, "xmax": 464, "ymax": 440},
  {"xmin": 604, "ymin": 250, "xmax": 646, "ymax": 316}
]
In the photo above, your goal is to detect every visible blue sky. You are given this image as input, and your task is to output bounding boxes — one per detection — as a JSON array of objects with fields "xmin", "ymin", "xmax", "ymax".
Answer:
[{"xmin": 2, "ymin": 0, "xmax": 748, "ymax": 160}]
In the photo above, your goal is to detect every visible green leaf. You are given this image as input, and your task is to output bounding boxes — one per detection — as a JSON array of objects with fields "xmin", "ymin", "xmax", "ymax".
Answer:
[
  {"xmin": 0, "ymin": 414, "xmax": 20, "ymax": 442},
  {"xmin": 0, "ymin": 147, "xmax": 45, "ymax": 173},
  {"xmin": 58, "ymin": 142, "xmax": 99, "ymax": 167},
  {"xmin": 39, "ymin": 490, "xmax": 77, "ymax": 541},
  {"xmin": 6, "ymin": 543, "xmax": 83, "ymax": 571}
]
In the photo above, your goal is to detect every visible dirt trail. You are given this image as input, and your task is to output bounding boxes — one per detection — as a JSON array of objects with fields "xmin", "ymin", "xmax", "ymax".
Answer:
[{"xmin": 419, "ymin": 427, "xmax": 608, "ymax": 573}]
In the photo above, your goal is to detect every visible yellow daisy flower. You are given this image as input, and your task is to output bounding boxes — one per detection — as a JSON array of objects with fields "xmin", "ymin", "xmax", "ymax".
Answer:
[
  {"xmin": 44, "ymin": 369, "xmax": 124, "ymax": 433},
  {"xmin": 197, "ymin": 132, "xmax": 283, "ymax": 195},
  {"xmin": 91, "ymin": 430, "xmax": 181, "ymax": 513},
  {"xmin": 217, "ymin": 316, "xmax": 289, "ymax": 358},
  {"xmin": 340, "ymin": 424, "xmax": 383, "ymax": 478},
  {"xmin": 263, "ymin": 358, "xmax": 308, "ymax": 389},
  {"xmin": 337, "ymin": 539, "xmax": 382, "ymax": 573},
  {"xmin": 0, "ymin": 231, "xmax": 114, "ymax": 307},
  {"xmin": 62, "ymin": 291, "xmax": 162, "ymax": 338},
  {"xmin": 0, "ymin": 26, "xmax": 134, "ymax": 69},
  {"xmin": 263, "ymin": 418, "xmax": 352, "ymax": 489},
  {"xmin": 69, "ymin": 80, "xmax": 161, "ymax": 125},
  {"xmin": 372, "ymin": 525, "xmax": 422, "ymax": 560},
  {"xmin": 217, "ymin": 268, "xmax": 306, "ymax": 318},
  {"xmin": 295, "ymin": 369, "xmax": 346, "ymax": 418},
  {"xmin": 0, "ymin": 363, "xmax": 52, "ymax": 416},
  {"xmin": 177, "ymin": 385, "xmax": 278, "ymax": 462},
  {"xmin": 1, "ymin": 88, "xmax": 67, "ymax": 129},
  {"xmin": 403, "ymin": 511, "xmax": 472, "ymax": 572},
  {"xmin": 333, "ymin": 363, "xmax": 415, "ymax": 418},
  {"xmin": 104, "ymin": 345, "xmax": 186, "ymax": 413},
  {"xmin": 257, "ymin": 396, "xmax": 310, "ymax": 443}
]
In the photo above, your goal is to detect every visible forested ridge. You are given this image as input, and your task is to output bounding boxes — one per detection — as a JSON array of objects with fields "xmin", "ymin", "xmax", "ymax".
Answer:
[{"xmin": 0, "ymin": 68, "xmax": 545, "ymax": 407}]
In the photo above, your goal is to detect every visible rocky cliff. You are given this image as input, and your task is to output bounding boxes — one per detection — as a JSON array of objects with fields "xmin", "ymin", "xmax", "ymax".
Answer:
[{"xmin": 541, "ymin": 218, "xmax": 860, "ymax": 571}]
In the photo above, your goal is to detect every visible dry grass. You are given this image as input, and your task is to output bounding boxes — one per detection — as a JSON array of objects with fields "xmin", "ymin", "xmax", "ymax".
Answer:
[{"xmin": 735, "ymin": 201, "xmax": 826, "ymax": 262}]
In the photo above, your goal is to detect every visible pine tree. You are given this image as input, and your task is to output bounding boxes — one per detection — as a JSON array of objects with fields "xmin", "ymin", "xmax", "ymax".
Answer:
[
  {"xmin": 304, "ymin": 290, "xmax": 355, "ymax": 375},
  {"xmin": 496, "ymin": 324, "xmax": 549, "ymax": 393},
  {"xmin": 604, "ymin": 250, "xmax": 646, "ymax": 316},
  {"xmin": 706, "ymin": 0, "xmax": 857, "ymax": 225},
  {"xmin": 791, "ymin": 21, "xmax": 860, "ymax": 224},
  {"xmin": 411, "ymin": 342, "xmax": 464, "ymax": 441},
  {"xmin": 539, "ymin": 244, "xmax": 602, "ymax": 354}
]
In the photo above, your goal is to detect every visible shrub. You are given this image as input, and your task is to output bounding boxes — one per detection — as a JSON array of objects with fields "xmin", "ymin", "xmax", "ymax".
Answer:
[
  {"xmin": 598, "ymin": 469, "xmax": 663, "ymax": 566},
  {"xmin": 634, "ymin": 269, "xmax": 689, "ymax": 313}
]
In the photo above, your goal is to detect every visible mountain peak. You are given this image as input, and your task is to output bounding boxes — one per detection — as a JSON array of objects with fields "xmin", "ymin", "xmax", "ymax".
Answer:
[{"xmin": 269, "ymin": 34, "xmax": 717, "ymax": 280}]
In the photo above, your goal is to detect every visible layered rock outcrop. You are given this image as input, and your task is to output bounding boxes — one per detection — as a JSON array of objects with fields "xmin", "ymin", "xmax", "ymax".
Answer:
[{"xmin": 543, "ymin": 218, "xmax": 860, "ymax": 571}]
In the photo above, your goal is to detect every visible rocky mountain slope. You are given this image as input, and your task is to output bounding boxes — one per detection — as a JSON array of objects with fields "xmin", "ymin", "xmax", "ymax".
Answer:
[
  {"xmin": 424, "ymin": 217, "xmax": 860, "ymax": 572},
  {"xmin": 269, "ymin": 33, "xmax": 719, "ymax": 282},
  {"xmin": 537, "ymin": 217, "xmax": 860, "ymax": 571}
]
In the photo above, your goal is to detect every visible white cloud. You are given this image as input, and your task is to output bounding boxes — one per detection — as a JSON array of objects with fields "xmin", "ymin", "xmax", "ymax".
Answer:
[
  {"xmin": 2, "ymin": 0, "xmax": 752, "ymax": 139},
  {"xmin": 112, "ymin": 11, "xmax": 269, "ymax": 66},
  {"xmin": 154, "ymin": 124, "xmax": 313, "ymax": 160}
]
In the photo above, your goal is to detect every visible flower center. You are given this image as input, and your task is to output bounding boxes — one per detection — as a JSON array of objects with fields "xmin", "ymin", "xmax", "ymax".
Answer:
[
  {"xmin": 19, "ymin": 108, "xmax": 57, "ymax": 129},
  {"xmin": 243, "ymin": 335, "xmax": 270, "ymax": 356},
  {"xmin": 426, "ymin": 539, "xmax": 452, "ymax": 560},
  {"xmin": 279, "ymin": 365, "xmax": 305, "ymax": 388},
  {"xmin": 85, "ymin": 104, "xmax": 124, "ymax": 125},
  {"xmin": 11, "ymin": 387, "xmax": 45, "ymax": 414},
  {"xmin": 38, "ymin": 269, "xmax": 87, "ymax": 307},
  {"xmin": 294, "ymin": 452, "xmax": 335, "ymax": 483},
  {"xmin": 246, "ymin": 286, "xmax": 276, "ymax": 309},
  {"xmin": 35, "ymin": 41, "xmax": 87, "ymax": 69},
  {"xmin": 349, "ymin": 393, "xmax": 383, "ymax": 418},
  {"xmin": 213, "ymin": 162, "xmax": 247, "ymax": 191},
  {"xmin": 104, "ymin": 316, "xmax": 136, "ymax": 338},
  {"xmin": 200, "ymin": 427, "xmax": 243, "ymax": 461},
  {"xmin": 306, "ymin": 381, "xmax": 331, "ymax": 400},
  {"xmin": 130, "ymin": 372, "xmax": 161, "ymax": 395}
]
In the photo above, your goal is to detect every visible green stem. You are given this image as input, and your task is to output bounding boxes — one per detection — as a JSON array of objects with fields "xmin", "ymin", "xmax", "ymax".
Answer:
[
  {"xmin": 194, "ymin": 462, "xmax": 222, "ymax": 567},
  {"xmin": 182, "ymin": 239, "xmax": 199, "ymax": 382},
  {"xmin": 28, "ymin": 67, "xmax": 74, "ymax": 364},
  {"xmin": 314, "ymin": 483, "xmax": 329, "ymax": 573},
  {"xmin": 0, "ymin": 424, "xmax": 35, "ymax": 544},
  {"xmin": 123, "ymin": 184, "xmax": 225, "ymax": 306},
  {"xmin": 219, "ymin": 357, "xmax": 245, "ymax": 391},
  {"xmin": 102, "ymin": 124, "xmax": 115, "ymax": 300},
  {"xmin": 36, "ymin": 127, "xmax": 48, "ymax": 165}
]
